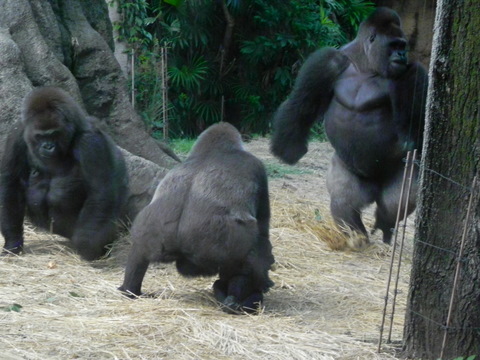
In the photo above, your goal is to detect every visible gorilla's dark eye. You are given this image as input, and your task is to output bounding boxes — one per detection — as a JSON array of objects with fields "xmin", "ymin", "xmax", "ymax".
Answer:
[
  {"xmin": 390, "ymin": 39, "xmax": 407, "ymax": 51},
  {"xmin": 30, "ymin": 169, "xmax": 40, "ymax": 177},
  {"xmin": 369, "ymin": 34, "xmax": 376, "ymax": 42}
]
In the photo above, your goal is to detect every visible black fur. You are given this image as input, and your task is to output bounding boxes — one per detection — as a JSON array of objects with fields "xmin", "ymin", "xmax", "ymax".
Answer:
[
  {"xmin": 0, "ymin": 87, "xmax": 128, "ymax": 260},
  {"xmin": 271, "ymin": 8, "xmax": 428, "ymax": 243},
  {"xmin": 119, "ymin": 122, "xmax": 274, "ymax": 314}
]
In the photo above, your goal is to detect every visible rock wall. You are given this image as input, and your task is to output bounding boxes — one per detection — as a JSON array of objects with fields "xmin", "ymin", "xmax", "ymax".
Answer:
[{"xmin": 0, "ymin": 0, "xmax": 178, "ymax": 218}]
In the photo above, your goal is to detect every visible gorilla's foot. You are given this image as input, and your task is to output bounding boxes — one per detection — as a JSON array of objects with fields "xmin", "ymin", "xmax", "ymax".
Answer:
[
  {"xmin": 345, "ymin": 232, "xmax": 370, "ymax": 249},
  {"xmin": 1, "ymin": 243, "xmax": 23, "ymax": 256},
  {"xmin": 371, "ymin": 221, "xmax": 395, "ymax": 244},
  {"xmin": 213, "ymin": 278, "xmax": 264, "ymax": 314},
  {"xmin": 220, "ymin": 295, "xmax": 244, "ymax": 314},
  {"xmin": 217, "ymin": 293, "xmax": 263, "ymax": 315},
  {"xmin": 117, "ymin": 286, "xmax": 142, "ymax": 299}
]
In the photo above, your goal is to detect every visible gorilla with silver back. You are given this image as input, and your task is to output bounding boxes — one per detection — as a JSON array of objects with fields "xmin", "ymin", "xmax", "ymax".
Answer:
[
  {"xmin": 119, "ymin": 122, "xmax": 274, "ymax": 313},
  {"xmin": 271, "ymin": 7, "xmax": 428, "ymax": 243}
]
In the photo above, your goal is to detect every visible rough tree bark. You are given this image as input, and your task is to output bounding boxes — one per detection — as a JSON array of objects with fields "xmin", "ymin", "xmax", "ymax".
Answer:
[
  {"xmin": 0, "ymin": 0, "xmax": 179, "ymax": 218},
  {"xmin": 107, "ymin": 0, "xmax": 129, "ymax": 77},
  {"xmin": 402, "ymin": 0, "xmax": 480, "ymax": 358}
]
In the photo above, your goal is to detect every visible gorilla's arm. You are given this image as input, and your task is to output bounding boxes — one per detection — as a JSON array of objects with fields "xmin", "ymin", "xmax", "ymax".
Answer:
[
  {"xmin": 390, "ymin": 62, "xmax": 428, "ymax": 151},
  {"xmin": 271, "ymin": 48, "xmax": 350, "ymax": 164},
  {"xmin": 253, "ymin": 169, "xmax": 275, "ymax": 291},
  {"xmin": 73, "ymin": 131, "xmax": 126, "ymax": 260},
  {"xmin": 213, "ymin": 165, "xmax": 274, "ymax": 313},
  {"xmin": 256, "ymin": 169, "xmax": 273, "ymax": 261},
  {"xmin": 0, "ymin": 128, "xmax": 29, "ymax": 253}
]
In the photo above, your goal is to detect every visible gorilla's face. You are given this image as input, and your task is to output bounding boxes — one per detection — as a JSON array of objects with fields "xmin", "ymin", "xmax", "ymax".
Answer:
[
  {"xmin": 386, "ymin": 38, "xmax": 408, "ymax": 78},
  {"xmin": 24, "ymin": 111, "xmax": 74, "ymax": 164},
  {"xmin": 366, "ymin": 32, "xmax": 409, "ymax": 79}
]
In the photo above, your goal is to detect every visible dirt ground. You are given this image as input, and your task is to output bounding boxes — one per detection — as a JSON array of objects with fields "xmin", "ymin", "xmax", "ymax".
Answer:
[{"xmin": 0, "ymin": 138, "xmax": 415, "ymax": 360}]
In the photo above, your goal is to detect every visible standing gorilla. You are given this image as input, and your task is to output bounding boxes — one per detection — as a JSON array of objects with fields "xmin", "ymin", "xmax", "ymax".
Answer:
[
  {"xmin": 0, "ymin": 87, "xmax": 128, "ymax": 260},
  {"xmin": 119, "ymin": 122, "xmax": 274, "ymax": 314},
  {"xmin": 271, "ymin": 7, "xmax": 428, "ymax": 243}
]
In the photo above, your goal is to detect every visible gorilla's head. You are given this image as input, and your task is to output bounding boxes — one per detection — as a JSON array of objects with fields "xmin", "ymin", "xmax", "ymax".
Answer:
[
  {"xmin": 354, "ymin": 7, "xmax": 409, "ymax": 79},
  {"xmin": 22, "ymin": 87, "xmax": 88, "ymax": 169}
]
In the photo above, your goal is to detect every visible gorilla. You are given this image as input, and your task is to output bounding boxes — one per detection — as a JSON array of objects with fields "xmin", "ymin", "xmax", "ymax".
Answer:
[
  {"xmin": 0, "ymin": 87, "xmax": 128, "ymax": 260},
  {"xmin": 270, "ymin": 7, "xmax": 428, "ymax": 244},
  {"xmin": 119, "ymin": 122, "xmax": 275, "ymax": 314}
]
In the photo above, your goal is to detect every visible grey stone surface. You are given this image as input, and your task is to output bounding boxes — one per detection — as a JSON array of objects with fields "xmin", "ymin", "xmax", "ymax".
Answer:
[{"xmin": 0, "ymin": 0, "xmax": 179, "ymax": 220}]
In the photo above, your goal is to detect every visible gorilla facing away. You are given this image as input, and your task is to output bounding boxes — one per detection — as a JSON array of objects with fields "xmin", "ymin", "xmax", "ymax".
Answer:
[
  {"xmin": 119, "ymin": 122, "xmax": 275, "ymax": 314},
  {"xmin": 0, "ymin": 87, "xmax": 128, "ymax": 260},
  {"xmin": 271, "ymin": 7, "xmax": 428, "ymax": 244}
]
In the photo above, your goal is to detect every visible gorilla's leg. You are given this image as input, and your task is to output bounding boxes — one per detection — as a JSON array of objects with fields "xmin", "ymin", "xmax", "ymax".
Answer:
[
  {"xmin": 118, "ymin": 244, "xmax": 150, "ymax": 297},
  {"xmin": 326, "ymin": 154, "xmax": 378, "ymax": 238},
  {"xmin": 176, "ymin": 257, "xmax": 202, "ymax": 277},
  {"xmin": 176, "ymin": 257, "xmax": 218, "ymax": 277},
  {"xmin": 213, "ymin": 279, "xmax": 228, "ymax": 303},
  {"xmin": 73, "ymin": 225, "xmax": 116, "ymax": 261},
  {"xmin": 374, "ymin": 166, "xmax": 418, "ymax": 244},
  {"xmin": 214, "ymin": 275, "xmax": 262, "ymax": 314},
  {"xmin": 2, "ymin": 236, "xmax": 23, "ymax": 256}
]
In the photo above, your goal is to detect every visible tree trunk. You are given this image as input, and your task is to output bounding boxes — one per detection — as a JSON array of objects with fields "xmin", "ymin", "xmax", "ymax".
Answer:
[
  {"xmin": 0, "ymin": 0, "xmax": 177, "ymax": 169},
  {"xmin": 106, "ymin": 0, "xmax": 130, "ymax": 77},
  {"xmin": 0, "ymin": 0, "xmax": 179, "ymax": 218},
  {"xmin": 403, "ymin": 0, "xmax": 480, "ymax": 358}
]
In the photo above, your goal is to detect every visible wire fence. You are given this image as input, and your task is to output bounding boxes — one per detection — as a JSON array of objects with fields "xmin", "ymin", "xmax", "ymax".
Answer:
[{"xmin": 377, "ymin": 150, "xmax": 478, "ymax": 359}]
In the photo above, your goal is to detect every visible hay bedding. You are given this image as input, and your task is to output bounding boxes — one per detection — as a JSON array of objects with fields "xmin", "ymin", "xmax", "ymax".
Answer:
[{"xmin": 0, "ymin": 140, "xmax": 414, "ymax": 359}]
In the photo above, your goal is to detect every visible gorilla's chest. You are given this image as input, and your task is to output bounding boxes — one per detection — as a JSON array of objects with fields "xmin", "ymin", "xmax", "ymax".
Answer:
[
  {"xmin": 26, "ymin": 165, "xmax": 87, "ymax": 232},
  {"xmin": 334, "ymin": 66, "xmax": 391, "ymax": 112}
]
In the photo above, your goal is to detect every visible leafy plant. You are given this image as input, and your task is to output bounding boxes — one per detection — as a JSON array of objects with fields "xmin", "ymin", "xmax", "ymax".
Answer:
[
  {"xmin": 169, "ymin": 137, "xmax": 195, "ymax": 155},
  {"xmin": 113, "ymin": 0, "xmax": 375, "ymax": 138},
  {"xmin": 169, "ymin": 56, "xmax": 208, "ymax": 91},
  {"xmin": 1, "ymin": 303, "xmax": 22, "ymax": 312}
]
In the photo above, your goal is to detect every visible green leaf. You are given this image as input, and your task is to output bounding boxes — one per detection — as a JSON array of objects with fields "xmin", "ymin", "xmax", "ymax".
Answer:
[
  {"xmin": 168, "ymin": 56, "xmax": 208, "ymax": 92},
  {"xmin": 1, "ymin": 303, "xmax": 22, "ymax": 312},
  {"xmin": 144, "ymin": 17, "xmax": 157, "ymax": 26},
  {"xmin": 69, "ymin": 291, "xmax": 84, "ymax": 298},
  {"xmin": 164, "ymin": 0, "xmax": 183, "ymax": 6}
]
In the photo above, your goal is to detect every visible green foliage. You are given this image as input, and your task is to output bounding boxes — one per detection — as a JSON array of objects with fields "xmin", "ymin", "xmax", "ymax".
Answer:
[
  {"xmin": 113, "ymin": 0, "xmax": 155, "ymax": 46},
  {"xmin": 311, "ymin": 122, "xmax": 329, "ymax": 142},
  {"xmin": 134, "ymin": 48, "xmax": 167, "ymax": 135},
  {"xmin": 265, "ymin": 161, "xmax": 312, "ymax": 179},
  {"xmin": 169, "ymin": 137, "xmax": 195, "ymax": 155},
  {"xmin": 440, "ymin": 356, "xmax": 477, "ymax": 360},
  {"xmin": 113, "ymin": 0, "xmax": 374, "ymax": 138},
  {"xmin": 1, "ymin": 303, "xmax": 22, "ymax": 312},
  {"xmin": 169, "ymin": 56, "xmax": 208, "ymax": 91}
]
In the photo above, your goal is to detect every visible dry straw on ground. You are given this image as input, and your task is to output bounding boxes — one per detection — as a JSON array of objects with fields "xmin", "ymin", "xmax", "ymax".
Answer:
[{"xmin": 0, "ymin": 140, "xmax": 414, "ymax": 359}]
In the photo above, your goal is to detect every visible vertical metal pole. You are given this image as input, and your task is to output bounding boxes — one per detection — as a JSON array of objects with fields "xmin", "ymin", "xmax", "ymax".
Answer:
[
  {"xmin": 378, "ymin": 151, "xmax": 412, "ymax": 352},
  {"xmin": 221, "ymin": 95, "xmax": 225, "ymax": 123},
  {"xmin": 131, "ymin": 48, "xmax": 135, "ymax": 109},
  {"xmin": 162, "ymin": 45, "xmax": 169, "ymax": 140},
  {"xmin": 387, "ymin": 149, "xmax": 417, "ymax": 342}
]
